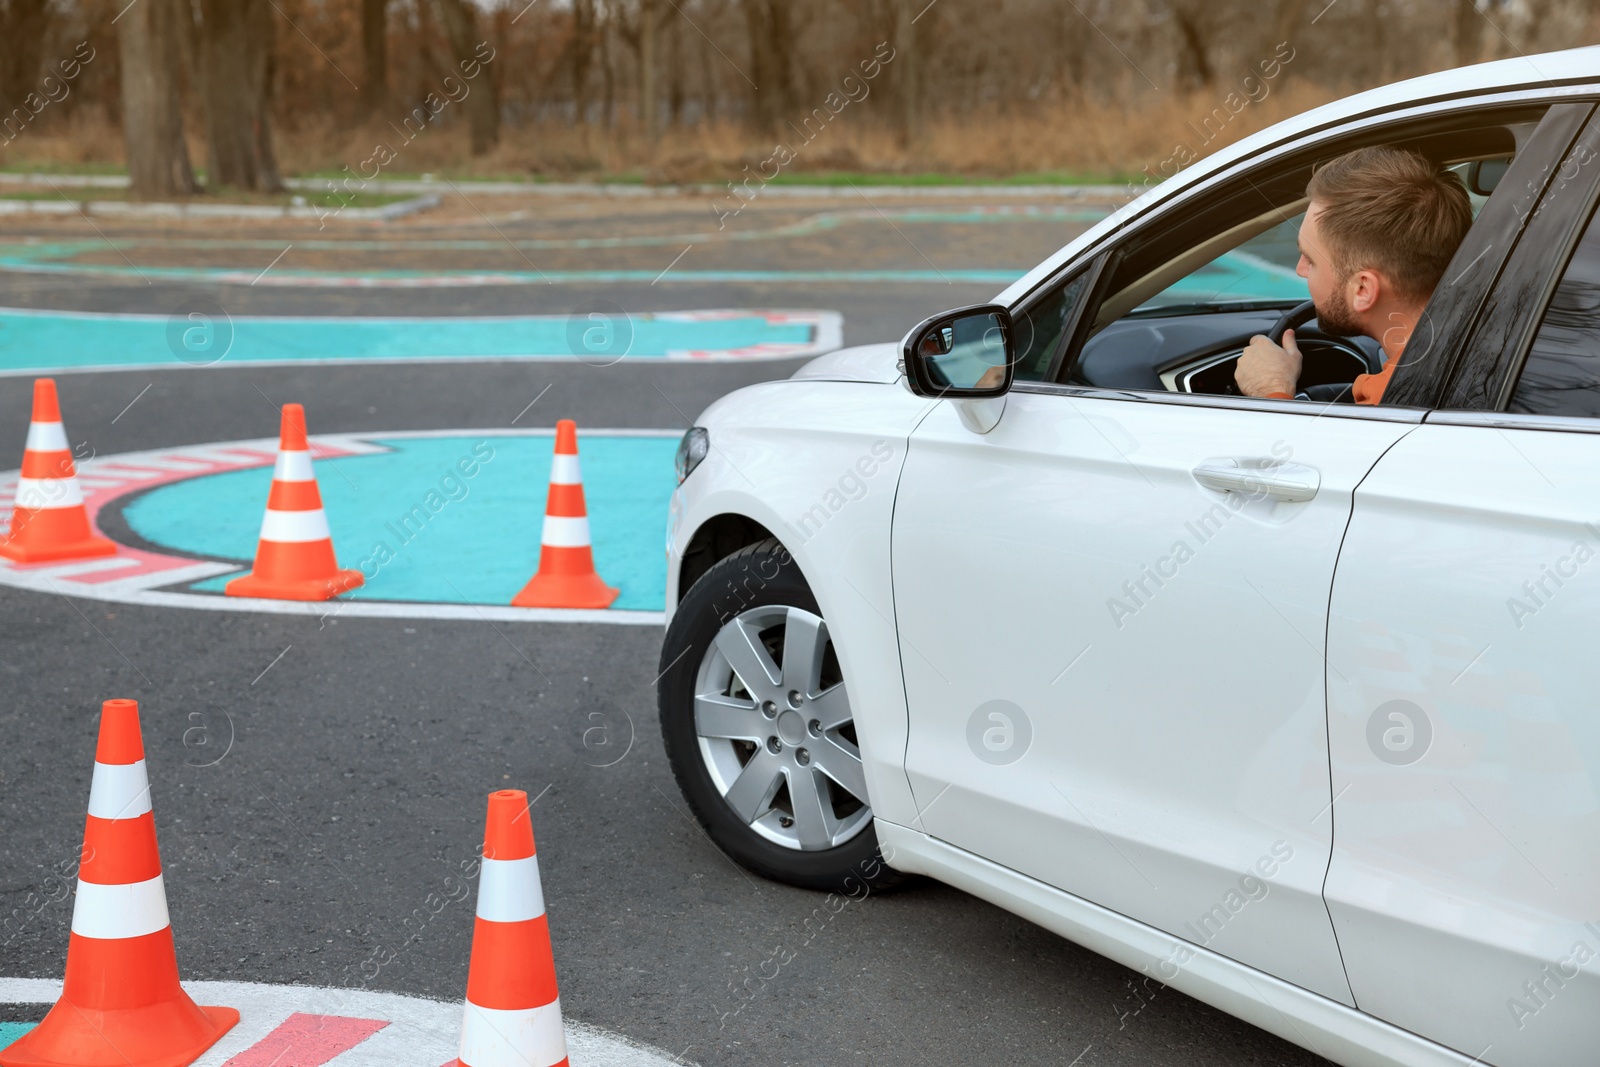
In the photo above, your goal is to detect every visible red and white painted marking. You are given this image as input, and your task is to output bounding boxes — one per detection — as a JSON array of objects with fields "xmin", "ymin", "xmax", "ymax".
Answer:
[
  {"xmin": 0, "ymin": 429, "xmax": 668, "ymax": 625},
  {"xmin": 0, "ymin": 979, "xmax": 692, "ymax": 1067}
]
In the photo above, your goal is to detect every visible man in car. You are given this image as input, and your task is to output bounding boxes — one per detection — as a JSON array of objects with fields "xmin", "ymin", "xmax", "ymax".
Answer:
[{"xmin": 1235, "ymin": 145, "xmax": 1474, "ymax": 404}]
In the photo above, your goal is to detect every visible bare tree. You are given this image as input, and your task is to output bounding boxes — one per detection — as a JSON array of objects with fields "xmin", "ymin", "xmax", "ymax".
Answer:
[
  {"xmin": 1167, "ymin": 0, "xmax": 1217, "ymax": 90},
  {"xmin": 639, "ymin": 0, "xmax": 658, "ymax": 136},
  {"xmin": 742, "ymin": 0, "xmax": 795, "ymax": 135},
  {"xmin": 0, "ymin": 0, "xmax": 49, "ymax": 111},
  {"xmin": 1268, "ymin": 0, "xmax": 1309, "ymax": 54},
  {"xmin": 119, "ymin": 0, "xmax": 198, "ymax": 198},
  {"xmin": 570, "ymin": 0, "xmax": 597, "ymax": 125},
  {"xmin": 362, "ymin": 0, "xmax": 389, "ymax": 116},
  {"xmin": 432, "ymin": 0, "xmax": 500, "ymax": 154},
  {"xmin": 894, "ymin": 0, "xmax": 920, "ymax": 144},
  {"xmin": 197, "ymin": 0, "xmax": 283, "ymax": 192}
]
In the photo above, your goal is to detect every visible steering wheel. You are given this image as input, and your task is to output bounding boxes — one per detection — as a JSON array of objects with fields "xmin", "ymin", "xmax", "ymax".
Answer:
[
  {"xmin": 1267, "ymin": 298, "xmax": 1318, "ymax": 345},
  {"xmin": 1267, "ymin": 298, "xmax": 1355, "ymax": 404}
]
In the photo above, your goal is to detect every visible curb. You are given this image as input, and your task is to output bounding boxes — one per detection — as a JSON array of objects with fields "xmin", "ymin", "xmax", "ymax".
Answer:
[{"xmin": 0, "ymin": 192, "xmax": 440, "ymax": 222}]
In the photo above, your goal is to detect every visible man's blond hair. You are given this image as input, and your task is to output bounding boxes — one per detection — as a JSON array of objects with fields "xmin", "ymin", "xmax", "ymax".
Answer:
[{"xmin": 1306, "ymin": 146, "xmax": 1473, "ymax": 304}]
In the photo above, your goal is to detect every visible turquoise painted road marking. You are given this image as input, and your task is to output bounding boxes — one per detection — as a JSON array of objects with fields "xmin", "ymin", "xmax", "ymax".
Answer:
[
  {"xmin": 0, "ymin": 308, "xmax": 834, "ymax": 374},
  {"xmin": 0, "ymin": 1022, "xmax": 38, "ymax": 1048},
  {"xmin": 119, "ymin": 435, "xmax": 677, "ymax": 611}
]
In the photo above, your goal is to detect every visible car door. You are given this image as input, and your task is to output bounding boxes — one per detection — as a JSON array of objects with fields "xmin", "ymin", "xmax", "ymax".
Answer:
[
  {"xmin": 892, "ymin": 378, "xmax": 1415, "ymax": 1004},
  {"xmin": 889, "ymin": 100, "xmax": 1584, "ymax": 1006},
  {"xmin": 1324, "ymin": 113, "xmax": 1600, "ymax": 1067}
]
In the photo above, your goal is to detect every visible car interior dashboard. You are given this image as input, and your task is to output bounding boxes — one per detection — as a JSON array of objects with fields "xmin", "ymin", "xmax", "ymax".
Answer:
[{"xmin": 1066, "ymin": 304, "xmax": 1382, "ymax": 395}]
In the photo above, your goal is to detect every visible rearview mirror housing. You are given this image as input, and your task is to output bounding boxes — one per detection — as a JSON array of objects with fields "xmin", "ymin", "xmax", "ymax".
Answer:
[{"xmin": 900, "ymin": 304, "xmax": 1016, "ymax": 400}]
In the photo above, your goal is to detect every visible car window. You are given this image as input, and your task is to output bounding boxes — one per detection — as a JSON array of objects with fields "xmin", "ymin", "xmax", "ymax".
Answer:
[
  {"xmin": 1011, "ymin": 271, "xmax": 1089, "ymax": 382},
  {"xmin": 1134, "ymin": 213, "xmax": 1308, "ymax": 312},
  {"xmin": 1507, "ymin": 199, "xmax": 1600, "ymax": 417}
]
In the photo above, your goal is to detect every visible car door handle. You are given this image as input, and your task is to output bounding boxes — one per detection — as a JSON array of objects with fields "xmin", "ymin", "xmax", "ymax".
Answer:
[{"xmin": 1192, "ymin": 459, "xmax": 1319, "ymax": 502}]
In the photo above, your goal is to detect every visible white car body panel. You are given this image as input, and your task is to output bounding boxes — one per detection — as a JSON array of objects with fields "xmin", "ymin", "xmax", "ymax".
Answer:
[
  {"xmin": 1326, "ymin": 423, "xmax": 1600, "ymax": 1067},
  {"xmin": 666, "ymin": 374, "xmax": 933, "ymax": 827},
  {"xmin": 878, "ymin": 821, "xmax": 1487, "ymax": 1067},
  {"xmin": 787, "ymin": 342, "xmax": 902, "ymax": 384},
  {"xmin": 891, "ymin": 390, "xmax": 1415, "ymax": 1003}
]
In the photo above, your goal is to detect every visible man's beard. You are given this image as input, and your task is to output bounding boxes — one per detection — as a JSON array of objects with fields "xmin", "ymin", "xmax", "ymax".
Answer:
[{"xmin": 1313, "ymin": 279, "xmax": 1364, "ymax": 338}]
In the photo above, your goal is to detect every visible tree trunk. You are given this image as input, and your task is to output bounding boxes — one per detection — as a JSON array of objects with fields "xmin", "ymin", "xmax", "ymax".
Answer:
[
  {"xmin": 1171, "ymin": 4, "xmax": 1215, "ymax": 90},
  {"xmin": 571, "ymin": 0, "xmax": 595, "ymax": 125},
  {"xmin": 119, "ymin": 0, "xmax": 198, "ymax": 198},
  {"xmin": 433, "ymin": 0, "xmax": 499, "ymax": 154},
  {"xmin": 600, "ymin": 15, "xmax": 615, "ymax": 131},
  {"xmin": 1269, "ymin": 0, "xmax": 1309, "ymax": 50},
  {"xmin": 742, "ymin": 0, "xmax": 793, "ymax": 136},
  {"xmin": 665, "ymin": 11, "xmax": 683, "ymax": 127},
  {"xmin": 362, "ymin": 0, "xmax": 389, "ymax": 116},
  {"xmin": 199, "ymin": 0, "xmax": 283, "ymax": 192},
  {"xmin": 639, "ymin": 0, "xmax": 657, "ymax": 137},
  {"xmin": 895, "ymin": 0, "xmax": 920, "ymax": 146},
  {"xmin": 0, "ymin": 0, "xmax": 49, "ymax": 111},
  {"xmin": 1452, "ymin": 0, "xmax": 1486, "ymax": 66}
]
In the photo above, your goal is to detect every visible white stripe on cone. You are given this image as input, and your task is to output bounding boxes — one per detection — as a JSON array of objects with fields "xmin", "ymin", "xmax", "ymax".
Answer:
[
  {"xmin": 474, "ymin": 857, "xmax": 545, "ymax": 923},
  {"xmin": 86, "ymin": 760, "xmax": 152, "ymax": 820},
  {"xmin": 259, "ymin": 508, "xmax": 333, "ymax": 543},
  {"xmin": 24, "ymin": 421, "xmax": 69, "ymax": 451},
  {"xmin": 15, "ymin": 477, "xmax": 84, "ymax": 509},
  {"xmin": 273, "ymin": 451, "xmax": 315, "ymax": 482},
  {"xmin": 549, "ymin": 454, "xmax": 582, "ymax": 486},
  {"xmin": 70, "ymin": 874, "xmax": 171, "ymax": 939},
  {"xmin": 459, "ymin": 1000, "xmax": 568, "ymax": 1067},
  {"xmin": 539, "ymin": 515, "xmax": 591, "ymax": 549}
]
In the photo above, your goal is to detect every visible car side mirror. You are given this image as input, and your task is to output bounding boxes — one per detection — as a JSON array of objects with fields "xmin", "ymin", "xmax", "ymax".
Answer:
[
  {"xmin": 900, "ymin": 304, "xmax": 1016, "ymax": 401},
  {"xmin": 1466, "ymin": 157, "xmax": 1511, "ymax": 196}
]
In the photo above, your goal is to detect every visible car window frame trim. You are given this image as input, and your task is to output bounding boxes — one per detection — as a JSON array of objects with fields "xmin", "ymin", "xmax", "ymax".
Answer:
[
  {"xmin": 1484, "ymin": 115, "xmax": 1600, "ymax": 411},
  {"xmin": 1011, "ymin": 380, "xmax": 1427, "ymax": 423},
  {"xmin": 1011, "ymin": 97, "xmax": 1596, "ymax": 412}
]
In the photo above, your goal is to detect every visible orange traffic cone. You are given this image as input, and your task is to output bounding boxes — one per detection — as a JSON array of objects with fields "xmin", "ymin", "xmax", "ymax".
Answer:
[
  {"xmin": 0, "ymin": 378, "xmax": 115, "ymax": 563},
  {"xmin": 448, "ymin": 789, "xmax": 569, "ymax": 1067},
  {"xmin": 225, "ymin": 403, "xmax": 362, "ymax": 601},
  {"xmin": 512, "ymin": 420, "xmax": 618, "ymax": 609},
  {"xmin": 0, "ymin": 699, "xmax": 238, "ymax": 1067}
]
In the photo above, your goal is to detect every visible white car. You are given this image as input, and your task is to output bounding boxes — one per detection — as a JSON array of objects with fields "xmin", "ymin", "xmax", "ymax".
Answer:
[{"xmin": 658, "ymin": 47, "xmax": 1600, "ymax": 1067}]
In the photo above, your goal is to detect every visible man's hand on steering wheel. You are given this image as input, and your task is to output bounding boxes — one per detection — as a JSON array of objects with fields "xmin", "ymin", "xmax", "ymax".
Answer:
[{"xmin": 1236, "ymin": 328, "xmax": 1303, "ymax": 397}]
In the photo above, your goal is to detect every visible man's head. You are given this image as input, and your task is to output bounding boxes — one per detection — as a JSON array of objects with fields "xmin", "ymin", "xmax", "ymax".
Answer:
[{"xmin": 1296, "ymin": 146, "xmax": 1473, "ymax": 338}]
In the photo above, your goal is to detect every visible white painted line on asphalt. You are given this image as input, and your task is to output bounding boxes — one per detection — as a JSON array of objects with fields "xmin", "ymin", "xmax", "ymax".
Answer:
[{"xmin": 0, "ymin": 978, "xmax": 695, "ymax": 1067}]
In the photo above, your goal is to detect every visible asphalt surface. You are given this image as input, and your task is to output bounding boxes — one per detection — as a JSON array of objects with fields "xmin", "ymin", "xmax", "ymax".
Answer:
[{"xmin": 0, "ymin": 192, "xmax": 1333, "ymax": 1066}]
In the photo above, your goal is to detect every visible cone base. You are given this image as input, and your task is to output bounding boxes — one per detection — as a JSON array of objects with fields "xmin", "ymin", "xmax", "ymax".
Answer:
[
  {"xmin": 225, "ymin": 568, "xmax": 364, "ymax": 601},
  {"xmin": 0, "ymin": 534, "xmax": 117, "ymax": 564},
  {"xmin": 0, "ymin": 1002, "xmax": 238, "ymax": 1067},
  {"xmin": 512, "ymin": 572, "xmax": 619, "ymax": 609}
]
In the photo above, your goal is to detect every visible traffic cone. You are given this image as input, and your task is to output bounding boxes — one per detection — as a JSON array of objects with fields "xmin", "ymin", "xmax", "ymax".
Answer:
[
  {"xmin": 449, "ymin": 789, "xmax": 569, "ymax": 1067},
  {"xmin": 225, "ymin": 403, "xmax": 362, "ymax": 601},
  {"xmin": 0, "ymin": 378, "xmax": 116, "ymax": 563},
  {"xmin": 511, "ymin": 420, "xmax": 618, "ymax": 609},
  {"xmin": 0, "ymin": 699, "xmax": 238, "ymax": 1067}
]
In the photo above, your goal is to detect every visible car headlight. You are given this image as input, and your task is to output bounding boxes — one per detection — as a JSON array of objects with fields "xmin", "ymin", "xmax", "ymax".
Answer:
[{"xmin": 675, "ymin": 426, "xmax": 710, "ymax": 484}]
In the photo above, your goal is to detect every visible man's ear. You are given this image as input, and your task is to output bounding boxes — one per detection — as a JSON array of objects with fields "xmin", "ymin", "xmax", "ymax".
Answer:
[{"xmin": 1349, "ymin": 268, "xmax": 1384, "ymax": 313}]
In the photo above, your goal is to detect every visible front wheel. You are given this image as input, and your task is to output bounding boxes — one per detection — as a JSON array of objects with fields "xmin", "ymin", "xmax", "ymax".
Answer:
[{"xmin": 658, "ymin": 539, "xmax": 906, "ymax": 893}]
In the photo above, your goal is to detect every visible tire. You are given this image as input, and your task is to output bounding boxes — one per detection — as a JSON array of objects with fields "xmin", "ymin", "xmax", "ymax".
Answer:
[{"xmin": 658, "ymin": 538, "xmax": 909, "ymax": 893}]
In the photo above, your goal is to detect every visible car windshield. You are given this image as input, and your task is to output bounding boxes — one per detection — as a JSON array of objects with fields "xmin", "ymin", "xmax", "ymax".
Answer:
[{"xmin": 1130, "ymin": 214, "xmax": 1308, "ymax": 314}]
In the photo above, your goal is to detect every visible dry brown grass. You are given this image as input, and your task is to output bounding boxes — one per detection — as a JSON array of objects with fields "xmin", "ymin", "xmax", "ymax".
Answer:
[{"xmin": 0, "ymin": 82, "xmax": 1342, "ymax": 185}]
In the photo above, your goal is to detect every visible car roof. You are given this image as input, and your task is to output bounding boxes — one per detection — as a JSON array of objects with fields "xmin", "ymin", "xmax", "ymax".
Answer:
[{"xmin": 994, "ymin": 45, "xmax": 1600, "ymax": 308}]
